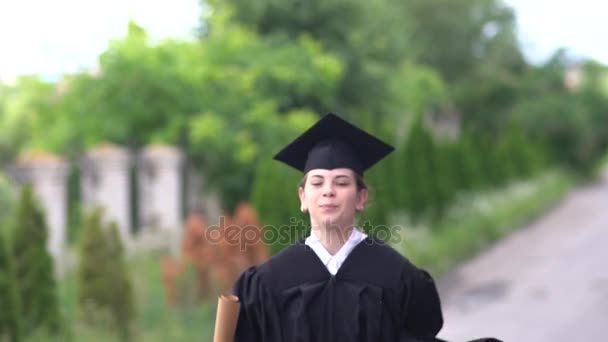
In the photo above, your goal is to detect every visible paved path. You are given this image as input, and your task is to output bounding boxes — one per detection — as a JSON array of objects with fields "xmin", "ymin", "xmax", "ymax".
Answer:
[{"xmin": 436, "ymin": 168, "xmax": 608, "ymax": 342}]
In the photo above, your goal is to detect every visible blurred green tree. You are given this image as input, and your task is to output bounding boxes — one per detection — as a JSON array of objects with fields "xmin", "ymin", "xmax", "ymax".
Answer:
[
  {"xmin": 250, "ymin": 157, "xmax": 307, "ymax": 254},
  {"xmin": 0, "ymin": 227, "xmax": 22, "ymax": 342},
  {"xmin": 0, "ymin": 77, "xmax": 63, "ymax": 166},
  {"xmin": 404, "ymin": 0, "xmax": 524, "ymax": 80},
  {"xmin": 0, "ymin": 174, "xmax": 16, "ymax": 225},
  {"xmin": 10, "ymin": 184, "xmax": 62, "ymax": 336},
  {"xmin": 398, "ymin": 115, "xmax": 438, "ymax": 221},
  {"xmin": 78, "ymin": 207, "xmax": 135, "ymax": 341},
  {"xmin": 403, "ymin": 0, "xmax": 527, "ymax": 132},
  {"xmin": 512, "ymin": 53, "xmax": 608, "ymax": 174},
  {"xmin": 206, "ymin": 0, "xmax": 448, "ymax": 123},
  {"xmin": 52, "ymin": 18, "xmax": 343, "ymax": 211},
  {"xmin": 446, "ymin": 130, "xmax": 484, "ymax": 193}
]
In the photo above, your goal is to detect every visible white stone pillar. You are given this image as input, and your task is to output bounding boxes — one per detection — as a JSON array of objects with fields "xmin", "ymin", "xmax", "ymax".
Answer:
[
  {"xmin": 81, "ymin": 143, "xmax": 132, "ymax": 244},
  {"xmin": 137, "ymin": 144, "xmax": 183, "ymax": 235},
  {"xmin": 12, "ymin": 152, "xmax": 68, "ymax": 260},
  {"xmin": 184, "ymin": 164, "xmax": 222, "ymax": 226}
]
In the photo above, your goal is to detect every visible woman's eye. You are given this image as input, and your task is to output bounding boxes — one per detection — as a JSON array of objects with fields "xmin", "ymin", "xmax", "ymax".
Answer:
[
  {"xmin": 337, "ymin": 182, "xmax": 349, "ymax": 186},
  {"xmin": 311, "ymin": 183, "xmax": 322, "ymax": 187}
]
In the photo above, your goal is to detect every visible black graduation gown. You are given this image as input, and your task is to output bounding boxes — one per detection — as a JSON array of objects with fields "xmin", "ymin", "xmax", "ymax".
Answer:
[{"xmin": 232, "ymin": 237, "xmax": 444, "ymax": 342}]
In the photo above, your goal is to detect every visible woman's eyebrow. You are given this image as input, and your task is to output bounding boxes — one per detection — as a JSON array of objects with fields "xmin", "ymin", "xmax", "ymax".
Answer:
[{"xmin": 309, "ymin": 174, "xmax": 351, "ymax": 180}]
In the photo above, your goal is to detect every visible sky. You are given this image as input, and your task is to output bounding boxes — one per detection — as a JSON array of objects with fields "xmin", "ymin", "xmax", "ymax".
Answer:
[
  {"xmin": 506, "ymin": 0, "xmax": 608, "ymax": 64},
  {"xmin": 0, "ymin": 0, "xmax": 607, "ymax": 83}
]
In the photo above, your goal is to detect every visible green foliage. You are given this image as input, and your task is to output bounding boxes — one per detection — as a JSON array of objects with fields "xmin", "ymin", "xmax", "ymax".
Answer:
[
  {"xmin": 56, "ymin": 22, "xmax": 204, "ymax": 149},
  {"xmin": 186, "ymin": 25, "xmax": 343, "ymax": 209},
  {"xmin": 512, "ymin": 56, "xmax": 608, "ymax": 174},
  {"xmin": 210, "ymin": 0, "xmax": 441, "ymax": 119},
  {"xmin": 390, "ymin": 115, "xmax": 461, "ymax": 222},
  {"xmin": 449, "ymin": 131, "xmax": 484, "ymax": 192},
  {"xmin": 0, "ymin": 0, "xmax": 606, "ymax": 265},
  {"xmin": 500, "ymin": 119, "xmax": 546, "ymax": 179},
  {"xmin": 10, "ymin": 184, "xmax": 62, "ymax": 336},
  {"xmin": 52, "ymin": 250, "xmax": 216, "ymax": 341},
  {"xmin": 250, "ymin": 155, "xmax": 309, "ymax": 254},
  {"xmin": 0, "ymin": 228, "xmax": 21, "ymax": 341},
  {"xmin": 1, "ymin": 0, "xmax": 605, "ymax": 338},
  {"xmin": 66, "ymin": 164, "xmax": 83, "ymax": 244},
  {"xmin": 402, "ymin": 0, "xmax": 527, "ymax": 133},
  {"xmin": 78, "ymin": 207, "xmax": 135, "ymax": 341},
  {"xmin": 359, "ymin": 112, "xmax": 554, "ymax": 227},
  {"xmin": 0, "ymin": 77, "xmax": 64, "ymax": 165},
  {"xmin": 395, "ymin": 169, "xmax": 574, "ymax": 275},
  {"xmin": 403, "ymin": 0, "xmax": 523, "ymax": 82},
  {"xmin": 44, "ymin": 17, "xmax": 343, "ymax": 210},
  {"xmin": 0, "ymin": 174, "xmax": 16, "ymax": 226}
]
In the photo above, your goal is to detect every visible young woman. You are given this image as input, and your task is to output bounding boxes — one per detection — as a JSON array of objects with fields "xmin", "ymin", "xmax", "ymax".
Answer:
[{"xmin": 232, "ymin": 113, "xmax": 444, "ymax": 341}]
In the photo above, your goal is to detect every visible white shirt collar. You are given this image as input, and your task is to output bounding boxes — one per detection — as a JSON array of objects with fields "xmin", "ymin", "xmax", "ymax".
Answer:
[{"xmin": 305, "ymin": 227, "xmax": 368, "ymax": 275}]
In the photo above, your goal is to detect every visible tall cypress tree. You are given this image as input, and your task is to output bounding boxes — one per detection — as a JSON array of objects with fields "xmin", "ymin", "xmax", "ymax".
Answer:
[
  {"xmin": 474, "ymin": 132, "xmax": 505, "ymax": 189},
  {"xmin": 359, "ymin": 117, "xmax": 397, "ymax": 229},
  {"xmin": 251, "ymin": 158, "xmax": 305, "ymax": 254},
  {"xmin": 504, "ymin": 118, "xmax": 545, "ymax": 179},
  {"xmin": 0, "ymin": 230, "xmax": 21, "ymax": 341},
  {"xmin": 78, "ymin": 208, "xmax": 135, "ymax": 341},
  {"xmin": 402, "ymin": 115, "xmax": 440, "ymax": 221},
  {"xmin": 11, "ymin": 184, "xmax": 61, "ymax": 335},
  {"xmin": 0, "ymin": 175, "xmax": 16, "ymax": 222},
  {"xmin": 0, "ymin": 231, "xmax": 9, "ymax": 337},
  {"xmin": 432, "ymin": 140, "xmax": 456, "ymax": 219},
  {"xmin": 457, "ymin": 129, "xmax": 485, "ymax": 191}
]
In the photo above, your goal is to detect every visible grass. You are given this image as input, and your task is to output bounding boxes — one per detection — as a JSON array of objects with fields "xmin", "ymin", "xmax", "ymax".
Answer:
[
  {"xmin": 390, "ymin": 168, "xmax": 575, "ymax": 276},
  {"xmin": 44, "ymin": 251, "xmax": 217, "ymax": 342},
  {"xmin": 593, "ymin": 151, "xmax": 608, "ymax": 177}
]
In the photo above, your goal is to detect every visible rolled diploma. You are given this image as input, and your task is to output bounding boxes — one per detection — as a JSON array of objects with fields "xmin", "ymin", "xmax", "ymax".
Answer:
[{"xmin": 213, "ymin": 294, "xmax": 241, "ymax": 342}]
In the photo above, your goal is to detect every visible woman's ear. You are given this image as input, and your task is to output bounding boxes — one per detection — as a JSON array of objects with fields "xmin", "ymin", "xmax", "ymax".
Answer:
[{"xmin": 356, "ymin": 188, "xmax": 368, "ymax": 212}]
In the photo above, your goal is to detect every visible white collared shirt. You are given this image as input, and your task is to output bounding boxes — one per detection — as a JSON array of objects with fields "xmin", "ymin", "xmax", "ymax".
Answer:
[{"xmin": 305, "ymin": 227, "xmax": 368, "ymax": 275}]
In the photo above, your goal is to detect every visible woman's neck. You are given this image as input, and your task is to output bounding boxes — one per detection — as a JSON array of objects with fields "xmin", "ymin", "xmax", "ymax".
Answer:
[{"xmin": 311, "ymin": 222, "xmax": 354, "ymax": 255}]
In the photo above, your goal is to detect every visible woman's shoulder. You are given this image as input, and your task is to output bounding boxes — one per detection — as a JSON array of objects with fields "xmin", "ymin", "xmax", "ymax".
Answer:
[
  {"xmin": 358, "ymin": 235, "xmax": 419, "ymax": 271},
  {"xmin": 234, "ymin": 241, "xmax": 326, "ymax": 292},
  {"xmin": 360, "ymin": 237, "xmax": 444, "ymax": 295},
  {"xmin": 257, "ymin": 240, "xmax": 309, "ymax": 273}
]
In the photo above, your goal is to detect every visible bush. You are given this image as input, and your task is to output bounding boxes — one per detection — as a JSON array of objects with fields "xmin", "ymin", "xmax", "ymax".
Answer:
[
  {"xmin": 78, "ymin": 207, "xmax": 136, "ymax": 342},
  {"xmin": 0, "ymin": 229, "xmax": 21, "ymax": 341},
  {"xmin": 10, "ymin": 184, "xmax": 62, "ymax": 337},
  {"xmin": 0, "ymin": 174, "xmax": 16, "ymax": 226}
]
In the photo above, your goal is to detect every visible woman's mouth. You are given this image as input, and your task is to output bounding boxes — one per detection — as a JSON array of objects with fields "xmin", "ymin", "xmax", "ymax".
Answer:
[{"xmin": 319, "ymin": 205, "xmax": 338, "ymax": 210}]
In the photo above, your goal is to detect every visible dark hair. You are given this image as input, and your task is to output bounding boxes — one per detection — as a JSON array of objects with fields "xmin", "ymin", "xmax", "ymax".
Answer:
[{"xmin": 298, "ymin": 171, "xmax": 368, "ymax": 191}]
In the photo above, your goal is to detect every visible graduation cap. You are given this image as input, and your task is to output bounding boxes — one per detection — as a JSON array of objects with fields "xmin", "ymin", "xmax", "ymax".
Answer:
[{"xmin": 273, "ymin": 113, "xmax": 394, "ymax": 176}]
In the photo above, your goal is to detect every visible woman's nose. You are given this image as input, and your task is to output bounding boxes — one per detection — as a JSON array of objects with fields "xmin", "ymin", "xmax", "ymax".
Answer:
[{"xmin": 322, "ymin": 183, "xmax": 335, "ymax": 196}]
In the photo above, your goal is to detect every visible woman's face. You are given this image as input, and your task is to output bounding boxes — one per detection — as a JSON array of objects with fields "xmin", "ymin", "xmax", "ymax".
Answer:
[{"xmin": 298, "ymin": 168, "xmax": 368, "ymax": 229}]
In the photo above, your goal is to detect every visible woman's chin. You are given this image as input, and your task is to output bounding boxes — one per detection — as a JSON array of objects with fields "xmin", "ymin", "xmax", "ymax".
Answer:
[{"xmin": 314, "ymin": 214, "xmax": 346, "ymax": 228}]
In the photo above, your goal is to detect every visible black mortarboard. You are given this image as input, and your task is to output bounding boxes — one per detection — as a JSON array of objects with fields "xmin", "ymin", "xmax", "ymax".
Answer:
[{"xmin": 273, "ymin": 113, "xmax": 394, "ymax": 176}]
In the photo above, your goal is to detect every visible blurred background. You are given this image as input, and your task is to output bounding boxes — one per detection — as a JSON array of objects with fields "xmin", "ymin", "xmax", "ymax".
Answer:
[{"xmin": 1, "ymin": 0, "xmax": 607, "ymax": 341}]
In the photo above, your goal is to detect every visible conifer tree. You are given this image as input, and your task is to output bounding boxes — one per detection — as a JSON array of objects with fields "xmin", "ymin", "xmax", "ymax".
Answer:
[
  {"xmin": 455, "ymin": 129, "xmax": 484, "ymax": 192},
  {"xmin": 251, "ymin": 158, "xmax": 304, "ymax": 254},
  {"xmin": 504, "ymin": 118, "xmax": 544, "ymax": 179},
  {"xmin": 0, "ymin": 176, "xmax": 17, "ymax": 340},
  {"xmin": 357, "ymin": 117, "xmax": 399, "ymax": 234},
  {"xmin": 475, "ymin": 132, "xmax": 507, "ymax": 188},
  {"xmin": 402, "ymin": 115, "xmax": 440, "ymax": 221},
  {"xmin": 78, "ymin": 208, "xmax": 135, "ymax": 341},
  {"xmin": 432, "ymin": 140, "xmax": 457, "ymax": 219},
  {"xmin": 10, "ymin": 184, "xmax": 62, "ymax": 335},
  {"xmin": 0, "ymin": 175, "xmax": 16, "ymax": 223},
  {"xmin": 0, "ymin": 230, "xmax": 21, "ymax": 341}
]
